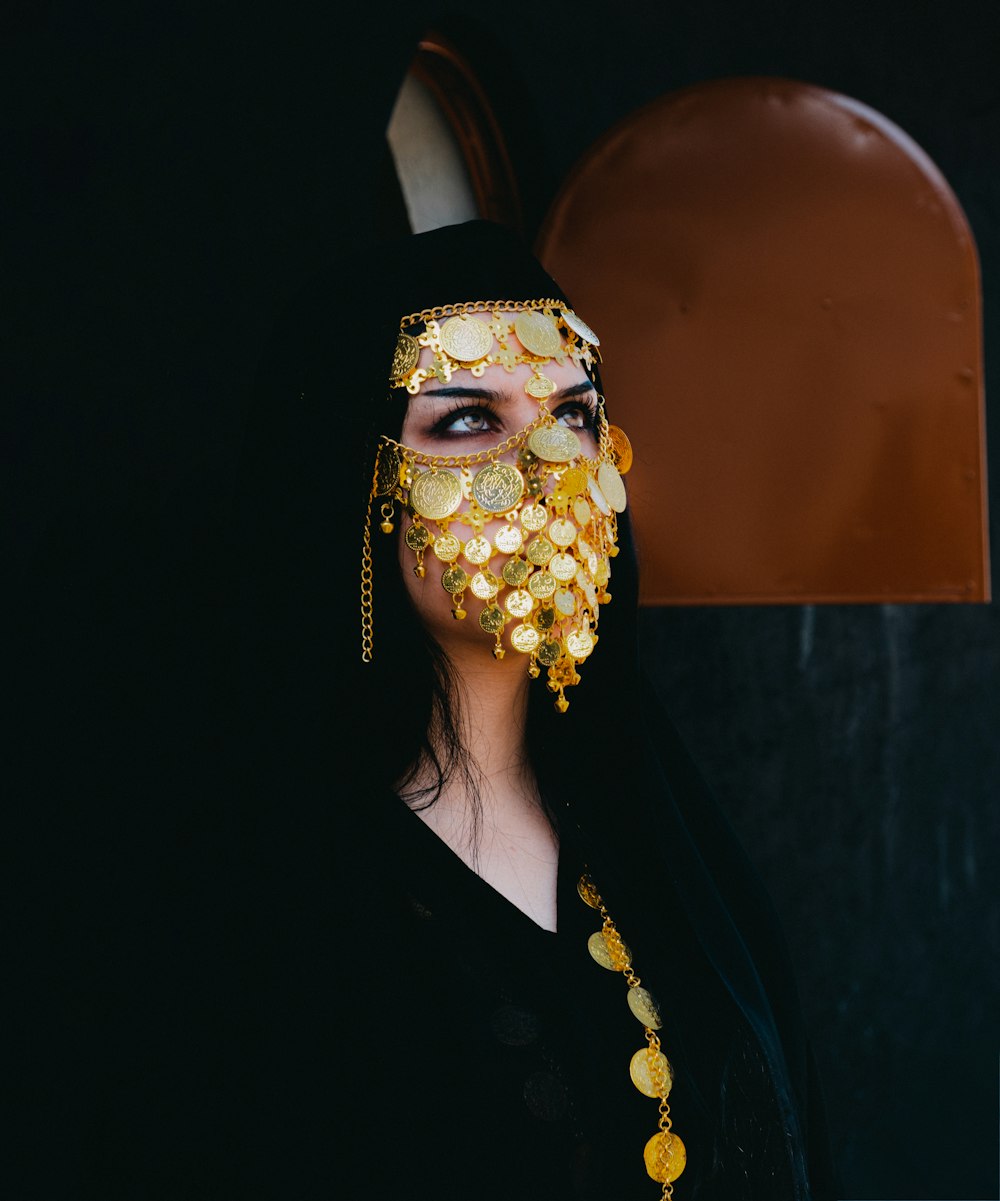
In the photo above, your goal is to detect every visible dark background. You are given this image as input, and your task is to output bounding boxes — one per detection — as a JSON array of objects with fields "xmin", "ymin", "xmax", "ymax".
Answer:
[{"xmin": 9, "ymin": 3, "xmax": 998, "ymax": 1199}]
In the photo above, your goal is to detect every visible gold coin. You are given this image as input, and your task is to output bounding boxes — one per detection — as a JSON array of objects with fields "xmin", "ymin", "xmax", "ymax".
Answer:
[
  {"xmin": 470, "ymin": 570, "xmax": 500, "ymax": 600},
  {"xmin": 494, "ymin": 524, "xmax": 523, "ymax": 554},
  {"xmin": 404, "ymin": 523, "xmax": 430, "ymax": 551},
  {"xmin": 627, "ymin": 986, "xmax": 662, "ymax": 1029},
  {"xmin": 588, "ymin": 476, "xmax": 611, "ymax": 516},
  {"xmin": 505, "ymin": 589, "xmax": 534, "ymax": 618},
  {"xmin": 643, "ymin": 1132, "xmax": 686, "ymax": 1184},
  {"xmin": 526, "ymin": 535, "xmax": 554, "ymax": 566},
  {"xmin": 441, "ymin": 565, "xmax": 469, "ymax": 595},
  {"xmin": 528, "ymin": 571, "xmax": 556, "ymax": 600},
  {"xmin": 577, "ymin": 874, "xmax": 601, "ymax": 908},
  {"xmin": 597, "ymin": 461, "xmax": 627, "ymax": 513},
  {"xmin": 479, "ymin": 604, "xmax": 505, "ymax": 633},
  {"xmin": 463, "ymin": 535, "xmax": 492, "ymax": 565},
  {"xmin": 560, "ymin": 308, "xmax": 600, "ymax": 346},
  {"xmin": 548, "ymin": 518, "xmax": 577, "ymax": 548},
  {"xmin": 432, "ymin": 532, "xmax": 461, "ymax": 562},
  {"xmin": 510, "ymin": 624, "xmax": 541, "ymax": 654},
  {"xmin": 502, "ymin": 557, "xmax": 530, "ymax": 586},
  {"xmin": 566, "ymin": 630, "xmax": 594, "ymax": 659},
  {"xmin": 514, "ymin": 310, "xmax": 562, "ymax": 357},
  {"xmin": 573, "ymin": 497, "xmax": 593, "ymax": 527},
  {"xmin": 554, "ymin": 589, "xmax": 576, "ymax": 616},
  {"xmin": 557, "ymin": 466, "xmax": 588, "ymax": 497},
  {"xmin": 373, "ymin": 443, "xmax": 403, "ymax": 496},
  {"xmin": 587, "ymin": 930, "xmax": 631, "ymax": 971},
  {"xmin": 528, "ymin": 425, "xmax": 582, "ymax": 463},
  {"xmin": 525, "ymin": 374, "xmax": 555, "ymax": 399},
  {"xmin": 439, "ymin": 314, "xmax": 493, "ymax": 362},
  {"xmin": 549, "ymin": 553, "xmax": 577, "ymax": 582},
  {"xmin": 535, "ymin": 606, "xmax": 555, "ymax": 630},
  {"xmin": 587, "ymin": 930, "xmax": 617, "ymax": 970},
  {"xmin": 629, "ymin": 1048, "xmax": 673, "ymax": 1100},
  {"xmin": 536, "ymin": 638, "xmax": 561, "ymax": 666},
  {"xmin": 520, "ymin": 503, "xmax": 548, "ymax": 531},
  {"xmin": 608, "ymin": 425, "xmax": 633, "ymax": 474},
  {"xmin": 390, "ymin": 332, "xmax": 420, "ymax": 381},
  {"xmin": 411, "ymin": 469, "xmax": 463, "ymax": 521},
  {"xmin": 472, "ymin": 462, "xmax": 524, "ymax": 513}
]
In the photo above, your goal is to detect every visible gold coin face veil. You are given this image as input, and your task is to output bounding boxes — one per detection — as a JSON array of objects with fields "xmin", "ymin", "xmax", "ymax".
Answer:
[{"xmin": 361, "ymin": 299, "xmax": 632, "ymax": 713}]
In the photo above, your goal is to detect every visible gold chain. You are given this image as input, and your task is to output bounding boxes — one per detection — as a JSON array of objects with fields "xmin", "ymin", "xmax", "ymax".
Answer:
[
  {"xmin": 399, "ymin": 297, "xmax": 567, "ymax": 329},
  {"xmin": 379, "ymin": 411, "xmax": 551, "ymax": 470},
  {"xmin": 581, "ymin": 873, "xmax": 684, "ymax": 1199},
  {"xmin": 360, "ymin": 456, "xmax": 382, "ymax": 663},
  {"xmin": 378, "ymin": 399, "xmax": 606, "ymax": 472}
]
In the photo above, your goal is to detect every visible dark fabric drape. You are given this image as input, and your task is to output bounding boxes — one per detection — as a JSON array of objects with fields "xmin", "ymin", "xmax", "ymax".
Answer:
[{"xmin": 10, "ymin": 219, "xmax": 837, "ymax": 1201}]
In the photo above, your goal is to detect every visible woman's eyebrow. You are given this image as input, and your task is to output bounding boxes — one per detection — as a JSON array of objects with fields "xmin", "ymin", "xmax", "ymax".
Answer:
[
  {"xmin": 554, "ymin": 381, "xmax": 596, "ymax": 400},
  {"xmin": 419, "ymin": 381, "xmax": 596, "ymax": 403},
  {"xmin": 419, "ymin": 386, "xmax": 504, "ymax": 402}
]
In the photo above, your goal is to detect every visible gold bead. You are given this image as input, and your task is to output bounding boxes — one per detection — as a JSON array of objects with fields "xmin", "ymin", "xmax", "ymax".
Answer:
[
  {"xmin": 555, "ymin": 696, "xmax": 569, "ymax": 713},
  {"xmin": 453, "ymin": 607, "xmax": 467, "ymax": 620},
  {"xmin": 380, "ymin": 520, "xmax": 394, "ymax": 534},
  {"xmin": 493, "ymin": 646, "xmax": 506, "ymax": 660},
  {"xmin": 413, "ymin": 564, "xmax": 425, "ymax": 577}
]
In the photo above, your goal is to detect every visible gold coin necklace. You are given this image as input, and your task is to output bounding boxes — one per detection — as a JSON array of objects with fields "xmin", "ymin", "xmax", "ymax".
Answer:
[{"xmin": 577, "ymin": 871, "xmax": 687, "ymax": 1195}]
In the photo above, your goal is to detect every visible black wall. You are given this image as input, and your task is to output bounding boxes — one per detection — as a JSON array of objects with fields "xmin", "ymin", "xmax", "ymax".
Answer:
[{"xmin": 10, "ymin": 4, "xmax": 997, "ymax": 1199}]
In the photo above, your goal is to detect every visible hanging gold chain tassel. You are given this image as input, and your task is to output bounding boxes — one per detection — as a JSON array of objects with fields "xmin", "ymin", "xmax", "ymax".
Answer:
[
  {"xmin": 360, "ymin": 485, "xmax": 377, "ymax": 664},
  {"xmin": 577, "ymin": 871, "xmax": 687, "ymax": 1197}
]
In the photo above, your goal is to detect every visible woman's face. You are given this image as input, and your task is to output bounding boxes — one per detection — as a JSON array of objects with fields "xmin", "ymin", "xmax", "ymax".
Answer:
[{"xmin": 397, "ymin": 316, "xmax": 600, "ymax": 654}]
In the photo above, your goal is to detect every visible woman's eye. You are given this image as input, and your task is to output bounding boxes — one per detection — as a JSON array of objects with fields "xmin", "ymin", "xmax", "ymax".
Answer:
[
  {"xmin": 441, "ymin": 408, "xmax": 496, "ymax": 435},
  {"xmin": 556, "ymin": 403, "xmax": 596, "ymax": 432},
  {"xmin": 427, "ymin": 405, "xmax": 503, "ymax": 438}
]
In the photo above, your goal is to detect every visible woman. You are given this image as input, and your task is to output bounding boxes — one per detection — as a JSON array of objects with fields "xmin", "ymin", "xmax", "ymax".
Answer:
[{"xmin": 224, "ymin": 217, "xmax": 837, "ymax": 1201}]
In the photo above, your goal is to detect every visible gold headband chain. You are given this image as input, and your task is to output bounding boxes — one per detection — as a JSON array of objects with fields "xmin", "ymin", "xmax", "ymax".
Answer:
[
  {"xmin": 390, "ymin": 298, "xmax": 603, "ymax": 399},
  {"xmin": 398, "ymin": 297, "xmax": 570, "ymax": 329}
]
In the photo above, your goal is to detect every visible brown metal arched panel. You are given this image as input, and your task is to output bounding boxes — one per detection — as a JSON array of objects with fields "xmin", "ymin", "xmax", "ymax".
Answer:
[{"xmin": 537, "ymin": 77, "xmax": 990, "ymax": 604}]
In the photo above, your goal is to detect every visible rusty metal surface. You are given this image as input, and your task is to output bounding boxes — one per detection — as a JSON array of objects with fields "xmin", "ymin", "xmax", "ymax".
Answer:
[{"xmin": 537, "ymin": 77, "xmax": 990, "ymax": 604}]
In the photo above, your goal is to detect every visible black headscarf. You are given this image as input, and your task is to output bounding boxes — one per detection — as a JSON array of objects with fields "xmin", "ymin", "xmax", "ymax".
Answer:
[
  {"xmin": 224, "ymin": 219, "xmax": 836, "ymax": 1198},
  {"xmin": 12, "ymin": 219, "xmax": 832, "ymax": 1199}
]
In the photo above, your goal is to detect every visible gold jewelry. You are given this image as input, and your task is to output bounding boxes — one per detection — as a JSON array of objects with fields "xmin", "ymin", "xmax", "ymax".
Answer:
[
  {"xmin": 362, "ymin": 298, "xmax": 629, "ymax": 712},
  {"xmin": 578, "ymin": 871, "xmax": 687, "ymax": 1195},
  {"xmin": 390, "ymin": 299, "xmax": 602, "ymax": 397},
  {"xmin": 363, "ymin": 404, "xmax": 627, "ymax": 712}
]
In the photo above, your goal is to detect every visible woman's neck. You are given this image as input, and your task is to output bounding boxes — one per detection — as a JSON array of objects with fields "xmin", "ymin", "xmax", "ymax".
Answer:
[{"xmin": 407, "ymin": 648, "xmax": 560, "ymax": 931}]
